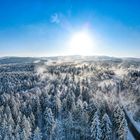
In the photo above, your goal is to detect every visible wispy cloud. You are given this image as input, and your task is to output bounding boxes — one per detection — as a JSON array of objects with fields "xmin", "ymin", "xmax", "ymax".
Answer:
[
  {"xmin": 50, "ymin": 12, "xmax": 73, "ymax": 33},
  {"xmin": 50, "ymin": 13, "xmax": 60, "ymax": 24}
]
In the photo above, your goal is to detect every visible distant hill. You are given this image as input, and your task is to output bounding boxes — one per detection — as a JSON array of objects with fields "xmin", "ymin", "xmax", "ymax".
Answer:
[
  {"xmin": 0, "ymin": 57, "xmax": 38, "ymax": 64},
  {"xmin": 0, "ymin": 55, "xmax": 139, "ymax": 65}
]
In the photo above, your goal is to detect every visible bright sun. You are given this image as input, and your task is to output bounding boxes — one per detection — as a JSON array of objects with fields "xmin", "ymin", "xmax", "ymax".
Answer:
[{"xmin": 68, "ymin": 30, "xmax": 94, "ymax": 55}]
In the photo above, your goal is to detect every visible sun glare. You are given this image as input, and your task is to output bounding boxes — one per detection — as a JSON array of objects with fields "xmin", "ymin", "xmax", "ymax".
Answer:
[{"xmin": 68, "ymin": 30, "xmax": 94, "ymax": 55}]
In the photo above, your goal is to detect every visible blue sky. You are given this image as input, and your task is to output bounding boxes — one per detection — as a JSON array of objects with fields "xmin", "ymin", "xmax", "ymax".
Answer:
[{"xmin": 0, "ymin": 0, "xmax": 140, "ymax": 57}]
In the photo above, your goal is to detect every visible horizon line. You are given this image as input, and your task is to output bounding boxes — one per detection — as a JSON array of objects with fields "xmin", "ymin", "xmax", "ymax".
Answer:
[{"xmin": 0, "ymin": 55, "xmax": 140, "ymax": 59}]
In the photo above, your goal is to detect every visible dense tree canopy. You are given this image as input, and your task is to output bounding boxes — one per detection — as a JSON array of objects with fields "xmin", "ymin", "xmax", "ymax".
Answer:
[{"xmin": 0, "ymin": 57, "xmax": 139, "ymax": 140}]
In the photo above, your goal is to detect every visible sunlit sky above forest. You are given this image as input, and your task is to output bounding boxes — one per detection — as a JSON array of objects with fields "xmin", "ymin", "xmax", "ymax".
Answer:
[{"xmin": 0, "ymin": 0, "xmax": 140, "ymax": 57}]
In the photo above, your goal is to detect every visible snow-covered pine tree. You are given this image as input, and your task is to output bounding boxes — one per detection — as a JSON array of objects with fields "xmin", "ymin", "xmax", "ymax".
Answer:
[
  {"xmin": 0, "ymin": 118, "xmax": 7, "ymax": 139},
  {"xmin": 101, "ymin": 113, "xmax": 112, "ymax": 140},
  {"xmin": 15, "ymin": 124, "xmax": 21, "ymax": 140},
  {"xmin": 4, "ymin": 104, "xmax": 11, "ymax": 116},
  {"xmin": 75, "ymin": 81, "xmax": 81, "ymax": 97},
  {"xmin": 50, "ymin": 95, "xmax": 61, "ymax": 118},
  {"xmin": 6, "ymin": 125, "xmax": 14, "ymax": 140},
  {"xmin": 20, "ymin": 115, "xmax": 32, "ymax": 140},
  {"xmin": 9, "ymin": 96, "xmax": 19, "ymax": 122},
  {"xmin": 72, "ymin": 99, "xmax": 84, "ymax": 140},
  {"xmin": 63, "ymin": 112, "xmax": 73, "ymax": 140},
  {"xmin": 7, "ymin": 113, "xmax": 15, "ymax": 130},
  {"xmin": 113, "ymin": 105, "xmax": 128, "ymax": 140},
  {"xmin": 81, "ymin": 101, "xmax": 89, "ymax": 140},
  {"xmin": 87, "ymin": 98, "xmax": 97, "ymax": 123},
  {"xmin": 2, "ymin": 121, "xmax": 11, "ymax": 140},
  {"xmin": 43, "ymin": 107, "xmax": 55, "ymax": 140},
  {"xmin": 90, "ymin": 111, "xmax": 102, "ymax": 140},
  {"xmin": 117, "ymin": 117, "xmax": 128, "ymax": 140},
  {"xmin": 32, "ymin": 96, "xmax": 42, "ymax": 128},
  {"xmin": 41, "ymin": 91, "xmax": 50, "ymax": 112},
  {"xmin": 66, "ymin": 90, "xmax": 75, "ymax": 112},
  {"xmin": 33, "ymin": 127, "xmax": 42, "ymax": 140},
  {"xmin": 29, "ymin": 112, "xmax": 35, "ymax": 130},
  {"xmin": 20, "ymin": 129, "xmax": 28, "ymax": 140},
  {"xmin": 54, "ymin": 119, "xmax": 65, "ymax": 140}
]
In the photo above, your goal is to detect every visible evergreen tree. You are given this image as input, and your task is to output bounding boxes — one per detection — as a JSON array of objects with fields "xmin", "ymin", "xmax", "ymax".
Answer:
[
  {"xmin": 54, "ymin": 119, "xmax": 65, "ymax": 140},
  {"xmin": 118, "ymin": 117, "xmax": 128, "ymax": 140},
  {"xmin": 4, "ymin": 104, "xmax": 11, "ymax": 116},
  {"xmin": 43, "ymin": 107, "xmax": 55, "ymax": 140},
  {"xmin": 20, "ymin": 129, "xmax": 28, "ymax": 140},
  {"xmin": 7, "ymin": 113, "xmax": 15, "ymax": 130},
  {"xmin": 90, "ymin": 111, "xmax": 102, "ymax": 140},
  {"xmin": 33, "ymin": 127, "xmax": 42, "ymax": 140},
  {"xmin": 75, "ymin": 82, "xmax": 81, "ymax": 97},
  {"xmin": 87, "ymin": 98, "xmax": 97, "ymax": 123},
  {"xmin": 15, "ymin": 124, "xmax": 21, "ymax": 140},
  {"xmin": 21, "ymin": 115, "xmax": 32, "ymax": 140},
  {"xmin": 9, "ymin": 96, "xmax": 19, "ymax": 122},
  {"xmin": 29, "ymin": 112, "xmax": 35, "ymax": 130},
  {"xmin": 0, "ymin": 118, "xmax": 7, "ymax": 138},
  {"xmin": 6, "ymin": 125, "xmax": 13, "ymax": 140},
  {"xmin": 81, "ymin": 106, "xmax": 89, "ymax": 140},
  {"xmin": 102, "ymin": 113, "xmax": 112, "ymax": 140},
  {"xmin": 66, "ymin": 91, "xmax": 75, "ymax": 112},
  {"xmin": 50, "ymin": 95, "xmax": 61, "ymax": 118},
  {"xmin": 32, "ymin": 97, "xmax": 42, "ymax": 128},
  {"xmin": 63, "ymin": 112, "xmax": 73, "ymax": 140},
  {"xmin": 113, "ymin": 105, "xmax": 128, "ymax": 140},
  {"xmin": 72, "ymin": 99, "xmax": 83, "ymax": 140}
]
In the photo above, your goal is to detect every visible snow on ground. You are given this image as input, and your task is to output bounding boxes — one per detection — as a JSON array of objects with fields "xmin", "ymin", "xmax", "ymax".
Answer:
[
  {"xmin": 127, "ymin": 111, "xmax": 140, "ymax": 133},
  {"xmin": 127, "ymin": 129, "xmax": 135, "ymax": 140},
  {"xmin": 120, "ymin": 95, "xmax": 140, "ymax": 133},
  {"xmin": 122, "ymin": 105, "xmax": 140, "ymax": 133}
]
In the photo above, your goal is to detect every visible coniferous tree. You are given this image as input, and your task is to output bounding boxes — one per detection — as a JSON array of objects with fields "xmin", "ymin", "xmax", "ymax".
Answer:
[
  {"xmin": 63, "ymin": 112, "xmax": 73, "ymax": 140},
  {"xmin": 102, "ymin": 113, "xmax": 112, "ymax": 140},
  {"xmin": 90, "ymin": 111, "xmax": 102, "ymax": 140},
  {"xmin": 0, "ymin": 118, "xmax": 7, "ymax": 139},
  {"xmin": 87, "ymin": 98, "xmax": 97, "ymax": 123},
  {"xmin": 21, "ymin": 115, "xmax": 32, "ymax": 140},
  {"xmin": 118, "ymin": 117, "xmax": 128, "ymax": 140},
  {"xmin": 43, "ymin": 107, "xmax": 55, "ymax": 140},
  {"xmin": 50, "ymin": 95, "xmax": 61, "ymax": 118},
  {"xmin": 15, "ymin": 124, "xmax": 21, "ymax": 140},
  {"xmin": 20, "ymin": 129, "xmax": 28, "ymax": 140},
  {"xmin": 66, "ymin": 91, "xmax": 75, "ymax": 112},
  {"xmin": 6, "ymin": 125, "xmax": 14, "ymax": 140},
  {"xmin": 75, "ymin": 82, "xmax": 81, "ymax": 97},
  {"xmin": 54, "ymin": 119, "xmax": 65, "ymax": 140},
  {"xmin": 72, "ymin": 99, "xmax": 84, "ymax": 140},
  {"xmin": 113, "ymin": 105, "xmax": 128, "ymax": 140},
  {"xmin": 33, "ymin": 127, "xmax": 42, "ymax": 140},
  {"xmin": 29, "ymin": 112, "xmax": 35, "ymax": 130}
]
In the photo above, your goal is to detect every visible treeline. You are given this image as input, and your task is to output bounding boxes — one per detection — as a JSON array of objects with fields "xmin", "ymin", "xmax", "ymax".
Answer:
[{"xmin": 0, "ymin": 61, "xmax": 129, "ymax": 140}]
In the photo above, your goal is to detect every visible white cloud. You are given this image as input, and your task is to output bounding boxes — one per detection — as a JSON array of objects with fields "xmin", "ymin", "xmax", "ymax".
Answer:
[{"xmin": 51, "ymin": 13, "xmax": 60, "ymax": 24}]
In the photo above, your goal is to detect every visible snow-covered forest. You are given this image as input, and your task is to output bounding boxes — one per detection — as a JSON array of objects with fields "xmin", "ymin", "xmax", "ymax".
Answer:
[{"xmin": 0, "ymin": 56, "xmax": 139, "ymax": 140}]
